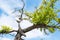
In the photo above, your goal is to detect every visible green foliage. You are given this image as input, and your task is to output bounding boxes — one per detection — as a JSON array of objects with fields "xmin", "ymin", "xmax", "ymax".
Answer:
[
  {"xmin": 25, "ymin": 11, "xmax": 33, "ymax": 18},
  {"xmin": 25, "ymin": 0, "xmax": 60, "ymax": 34},
  {"xmin": 0, "ymin": 25, "xmax": 12, "ymax": 34},
  {"xmin": 55, "ymin": 18, "xmax": 60, "ymax": 24},
  {"xmin": 48, "ymin": 27, "xmax": 55, "ymax": 33},
  {"xmin": 25, "ymin": 0, "xmax": 58, "ymax": 25},
  {"xmin": 57, "ymin": 18, "xmax": 60, "ymax": 23},
  {"xmin": 56, "ymin": 26, "xmax": 60, "ymax": 29},
  {"xmin": 31, "ymin": 7, "xmax": 57, "ymax": 25}
]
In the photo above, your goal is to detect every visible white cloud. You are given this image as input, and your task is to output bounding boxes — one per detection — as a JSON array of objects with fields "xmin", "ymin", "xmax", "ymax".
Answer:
[
  {"xmin": 0, "ymin": 37, "xmax": 11, "ymax": 40},
  {"xmin": 20, "ymin": 20, "xmax": 33, "ymax": 29},
  {"xmin": 0, "ymin": 0, "xmax": 23, "ymax": 15},
  {"xmin": 25, "ymin": 29, "xmax": 45, "ymax": 39},
  {"xmin": 0, "ymin": 13, "xmax": 18, "ymax": 30}
]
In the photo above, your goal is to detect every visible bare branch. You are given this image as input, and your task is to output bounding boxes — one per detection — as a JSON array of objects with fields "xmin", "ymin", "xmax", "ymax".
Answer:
[
  {"xmin": 8, "ymin": 30, "xmax": 17, "ymax": 33},
  {"xmin": 23, "ymin": 24, "xmax": 47, "ymax": 33},
  {"xmin": 15, "ymin": 0, "xmax": 26, "ymax": 38},
  {"xmin": 22, "ymin": 24, "xmax": 60, "ymax": 33},
  {"xmin": 20, "ymin": 0, "xmax": 25, "ymax": 19}
]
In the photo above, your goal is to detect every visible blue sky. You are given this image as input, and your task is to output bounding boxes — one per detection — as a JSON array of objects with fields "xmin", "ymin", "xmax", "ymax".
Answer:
[{"xmin": 0, "ymin": 0, "xmax": 60, "ymax": 40}]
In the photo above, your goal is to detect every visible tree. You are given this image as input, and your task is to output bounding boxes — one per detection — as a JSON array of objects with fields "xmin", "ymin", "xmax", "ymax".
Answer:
[{"xmin": 0, "ymin": 0, "xmax": 60, "ymax": 40}]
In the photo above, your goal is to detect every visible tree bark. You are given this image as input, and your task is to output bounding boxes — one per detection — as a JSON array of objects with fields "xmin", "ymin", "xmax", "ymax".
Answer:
[
  {"xmin": 23, "ymin": 24, "xmax": 47, "ymax": 33},
  {"xmin": 23, "ymin": 24, "xmax": 57, "ymax": 33},
  {"xmin": 14, "ymin": 33, "xmax": 21, "ymax": 40}
]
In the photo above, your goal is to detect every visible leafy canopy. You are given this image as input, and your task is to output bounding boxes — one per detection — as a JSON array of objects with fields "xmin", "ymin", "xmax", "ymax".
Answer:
[
  {"xmin": 25, "ymin": 0, "xmax": 60, "ymax": 34},
  {"xmin": 0, "ymin": 25, "xmax": 12, "ymax": 34}
]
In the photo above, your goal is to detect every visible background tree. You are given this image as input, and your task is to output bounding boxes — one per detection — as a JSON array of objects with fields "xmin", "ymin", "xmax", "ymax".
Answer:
[{"xmin": 0, "ymin": 0, "xmax": 60, "ymax": 40}]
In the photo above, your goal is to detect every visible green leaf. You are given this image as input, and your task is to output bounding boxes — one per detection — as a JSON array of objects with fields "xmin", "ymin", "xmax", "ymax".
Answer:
[
  {"xmin": 25, "ymin": 11, "xmax": 33, "ymax": 18},
  {"xmin": 56, "ymin": 26, "xmax": 60, "ymax": 30},
  {"xmin": 0, "ymin": 25, "xmax": 12, "ymax": 34},
  {"xmin": 57, "ymin": 18, "xmax": 60, "ymax": 23},
  {"xmin": 55, "ymin": 9, "xmax": 60, "ymax": 13},
  {"xmin": 48, "ymin": 28, "xmax": 55, "ymax": 33}
]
